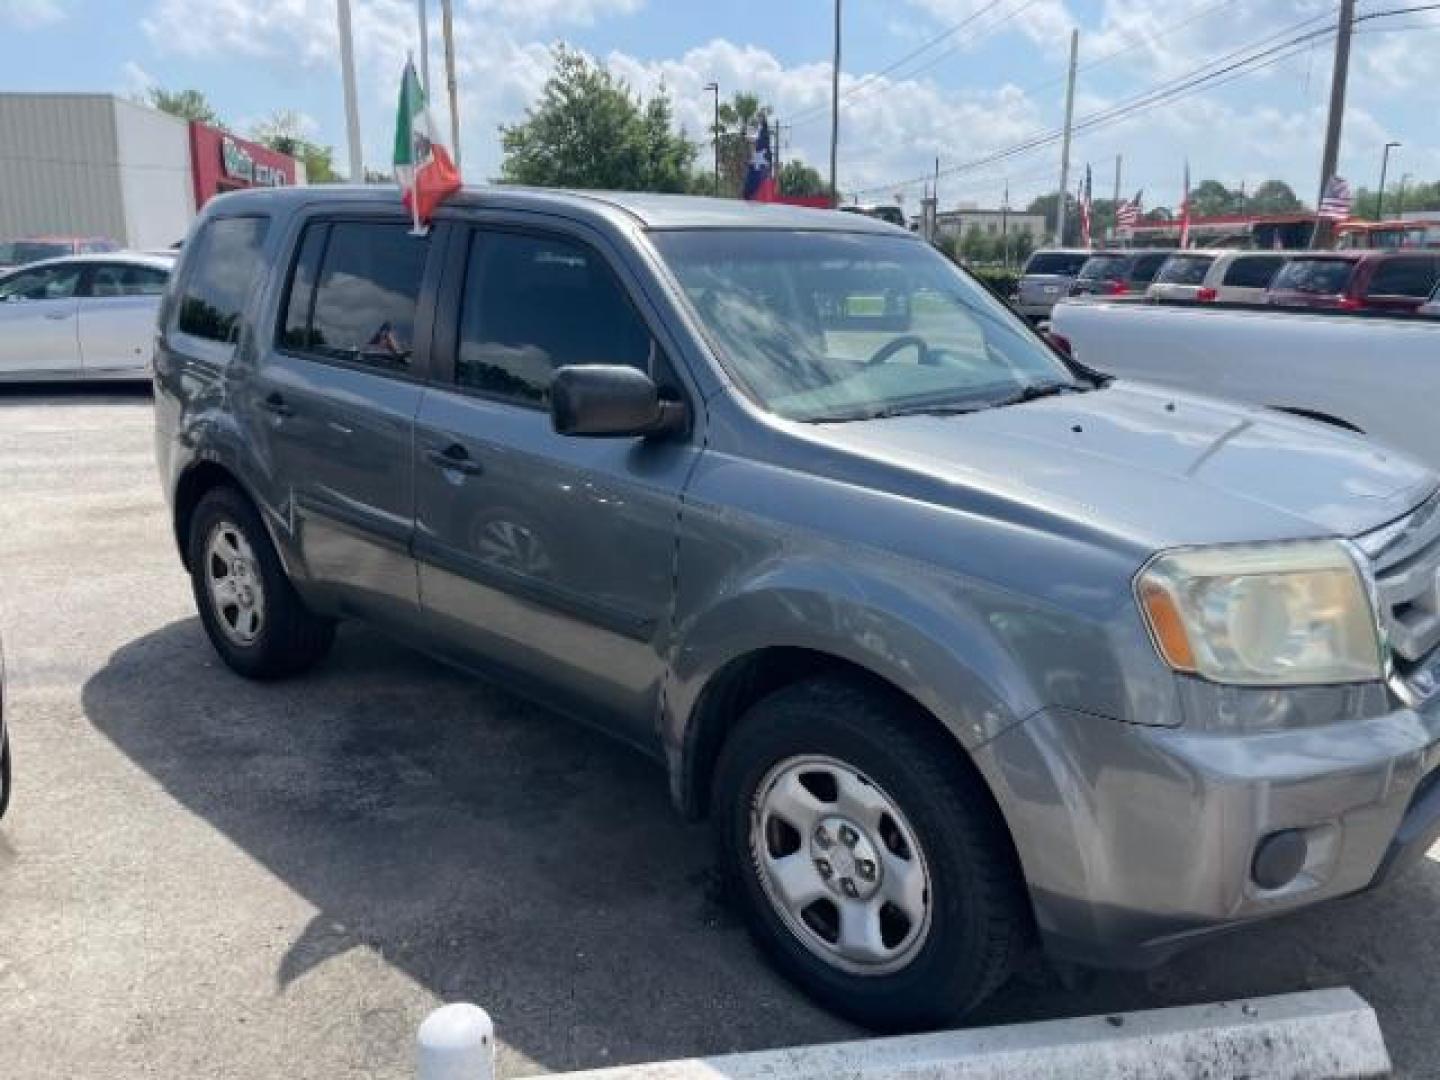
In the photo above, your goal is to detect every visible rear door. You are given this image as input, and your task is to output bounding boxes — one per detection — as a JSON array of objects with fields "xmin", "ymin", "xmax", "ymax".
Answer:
[
  {"xmin": 412, "ymin": 219, "xmax": 701, "ymax": 748},
  {"xmin": 78, "ymin": 261, "xmax": 170, "ymax": 375},
  {"xmin": 247, "ymin": 213, "xmax": 435, "ymax": 625},
  {"xmin": 0, "ymin": 262, "xmax": 83, "ymax": 376}
]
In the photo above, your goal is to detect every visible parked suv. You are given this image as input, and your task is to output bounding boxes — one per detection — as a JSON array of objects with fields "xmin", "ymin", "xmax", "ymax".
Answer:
[
  {"xmin": 156, "ymin": 187, "xmax": 1440, "ymax": 1031},
  {"xmin": 1068, "ymin": 249, "xmax": 1170, "ymax": 297},
  {"xmin": 1147, "ymin": 250, "xmax": 1288, "ymax": 304},
  {"xmin": 1266, "ymin": 251, "xmax": 1440, "ymax": 313},
  {"xmin": 1014, "ymin": 248, "xmax": 1092, "ymax": 321}
]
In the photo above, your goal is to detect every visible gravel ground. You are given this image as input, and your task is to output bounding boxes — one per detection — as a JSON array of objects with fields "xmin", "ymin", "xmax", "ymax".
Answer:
[{"xmin": 1, "ymin": 387, "xmax": 1437, "ymax": 1079}]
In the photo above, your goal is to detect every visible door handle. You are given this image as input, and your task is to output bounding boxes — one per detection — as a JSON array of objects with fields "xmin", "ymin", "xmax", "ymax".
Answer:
[
  {"xmin": 258, "ymin": 392, "xmax": 295, "ymax": 418},
  {"xmin": 427, "ymin": 443, "xmax": 485, "ymax": 476}
]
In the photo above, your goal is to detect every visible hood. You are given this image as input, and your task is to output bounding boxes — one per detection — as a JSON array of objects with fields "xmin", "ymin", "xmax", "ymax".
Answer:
[{"xmin": 809, "ymin": 381, "xmax": 1435, "ymax": 550}]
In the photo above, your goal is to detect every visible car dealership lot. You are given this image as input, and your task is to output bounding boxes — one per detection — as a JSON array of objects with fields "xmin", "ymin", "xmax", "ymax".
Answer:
[{"xmin": 2, "ymin": 388, "xmax": 1439, "ymax": 1079}]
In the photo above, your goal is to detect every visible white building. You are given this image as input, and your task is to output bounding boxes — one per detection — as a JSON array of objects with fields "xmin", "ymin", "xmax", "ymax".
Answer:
[{"xmin": 935, "ymin": 208, "xmax": 1046, "ymax": 243}]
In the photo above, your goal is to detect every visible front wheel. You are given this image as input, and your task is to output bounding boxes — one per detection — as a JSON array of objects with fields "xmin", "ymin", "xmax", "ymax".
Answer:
[
  {"xmin": 713, "ymin": 678, "xmax": 1028, "ymax": 1031},
  {"xmin": 188, "ymin": 486, "xmax": 335, "ymax": 680}
]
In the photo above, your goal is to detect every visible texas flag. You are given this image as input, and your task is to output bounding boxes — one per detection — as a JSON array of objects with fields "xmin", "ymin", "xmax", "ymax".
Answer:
[
  {"xmin": 393, "ymin": 59, "xmax": 461, "ymax": 231},
  {"xmin": 743, "ymin": 117, "xmax": 778, "ymax": 203}
]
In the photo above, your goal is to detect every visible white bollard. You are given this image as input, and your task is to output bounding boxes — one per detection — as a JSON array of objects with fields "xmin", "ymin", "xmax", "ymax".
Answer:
[{"xmin": 417, "ymin": 1003, "xmax": 495, "ymax": 1080}]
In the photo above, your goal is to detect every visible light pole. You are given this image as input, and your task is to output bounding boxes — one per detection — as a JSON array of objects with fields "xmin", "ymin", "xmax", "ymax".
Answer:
[
  {"xmin": 829, "ymin": 0, "xmax": 841, "ymax": 206},
  {"xmin": 1376, "ymin": 141, "xmax": 1401, "ymax": 221},
  {"xmin": 704, "ymin": 82, "xmax": 720, "ymax": 197},
  {"xmin": 1396, "ymin": 173, "xmax": 1412, "ymax": 220}
]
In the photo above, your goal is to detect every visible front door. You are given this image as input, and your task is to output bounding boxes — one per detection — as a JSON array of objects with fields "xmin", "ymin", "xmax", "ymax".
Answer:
[
  {"xmin": 78, "ymin": 262, "xmax": 171, "ymax": 375},
  {"xmin": 413, "ymin": 223, "xmax": 700, "ymax": 748},
  {"xmin": 0, "ymin": 262, "xmax": 83, "ymax": 376},
  {"xmin": 247, "ymin": 215, "xmax": 435, "ymax": 624}
]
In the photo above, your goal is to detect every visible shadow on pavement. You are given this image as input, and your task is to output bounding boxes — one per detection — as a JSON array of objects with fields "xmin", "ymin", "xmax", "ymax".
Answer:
[
  {"xmin": 81, "ymin": 617, "xmax": 856, "ymax": 1072},
  {"xmin": 83, "ymin": 617, "xmax": 1440, "ymax": 1074},
  {"xmin": 0, "ymin": 382, "xmax": 151, "ymax": 408}
]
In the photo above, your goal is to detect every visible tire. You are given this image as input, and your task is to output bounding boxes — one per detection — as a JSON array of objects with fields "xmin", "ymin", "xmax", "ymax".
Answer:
[
  {"xmin": 187, "ymin": 485, "xmax": 335, "ymax": 680},
  {"xmin": 0, "ymin": 731, "xmax": 11, "ymax": 821},
  {"xmin": 712, "ymin": 677, "xmax": 1028, "ymax": 1031}
]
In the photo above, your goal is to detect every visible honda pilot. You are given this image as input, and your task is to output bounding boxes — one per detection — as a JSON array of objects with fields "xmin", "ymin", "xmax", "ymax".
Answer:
[{"xmin": 155, "ymin": 186, "xmax": 1440, "ymax": 1031}]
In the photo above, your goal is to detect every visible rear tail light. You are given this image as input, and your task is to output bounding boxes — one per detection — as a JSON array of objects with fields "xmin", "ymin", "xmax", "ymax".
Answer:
[
  {"xmin": 1337, "ymin": 296, "xmax": 1365, "ymax": 311},
  {"xmin": 1195, "ymin": 287, "xmax": 1218, "ymax": 302},
  {"xmin": 1106, "ymin": 279, "xmax": 1128, "ymax": 296}
]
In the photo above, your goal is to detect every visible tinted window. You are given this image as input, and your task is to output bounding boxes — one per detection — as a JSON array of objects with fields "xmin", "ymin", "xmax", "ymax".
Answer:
[
  {"xmin": 1077, "ymin": 255, "xmax": 1128, "ymax": 280},
  {"xmin": 281, "ymin": 221, "xmax": 427, "ymax": 372},
  {"xmin": 1270, "ymin": 258, "xmax": 1357, "ymax": 295},
  {"xmin": 1154, "ymin": 255, "xmax": 1213, "ymax": 285},
  {"xmin": 0, "ymin": 263, "xmax": 82, "ymax": 300},
  {"xmin": 0, "ymin": 240, "xmax": 71, "ymax": 264},
  {"xmin": 177, "ymin": 217, "xmax": 269, "ymax": 342},
  {"xmin": 456, "ymin": 232, "xmax": 652, "ymax": 405},
  {"xmin": 1222, "ymin": 255, "xmax": 1286, "ymax": 289},
  {"xmin": 1024, "ymin": 252, "xmax": 1090, "ymax": 276},
  {"xmin": 1129, "ymin": 253, "xmax": 1169, "ymax": 284},
  {"xmin": 88, "ymin": 263, "xmax": 169, "ymax": 297},
  {"xmin": 1366, "ymin": 257, "xmax": 1440, "ymax": 299}
]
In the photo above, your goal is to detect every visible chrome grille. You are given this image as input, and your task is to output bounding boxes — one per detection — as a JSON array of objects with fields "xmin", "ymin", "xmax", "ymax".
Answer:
[{"xmin": 1359, "ymin": 488, "xmax": 1440, "ymax": 668}]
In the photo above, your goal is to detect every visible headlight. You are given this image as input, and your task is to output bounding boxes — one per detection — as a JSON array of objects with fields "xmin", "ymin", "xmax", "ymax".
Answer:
[{"xmin": 1136, "ymin": 540, "xmax": 1383, "ymax": 686}]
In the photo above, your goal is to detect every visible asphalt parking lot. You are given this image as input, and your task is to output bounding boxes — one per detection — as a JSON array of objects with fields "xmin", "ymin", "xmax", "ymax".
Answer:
[{"xmin": 1, "ymin": 387, "xmax": 1438, "ymax": 1079}]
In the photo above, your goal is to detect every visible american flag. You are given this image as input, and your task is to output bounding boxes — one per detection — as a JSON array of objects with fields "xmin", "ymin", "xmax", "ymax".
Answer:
[
  {"xmin": 1116, "ymin": 189, "xmax": 1143, "ymax": 229},
  {"xmin": 1318, "ymin": 175, "xmax": 1353, "ymax": 221}
]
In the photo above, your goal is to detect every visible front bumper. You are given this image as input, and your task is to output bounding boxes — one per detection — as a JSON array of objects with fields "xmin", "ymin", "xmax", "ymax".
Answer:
[{"xmin": 974, "ymin": 693, "xmax": 1440, "ymax": 969}]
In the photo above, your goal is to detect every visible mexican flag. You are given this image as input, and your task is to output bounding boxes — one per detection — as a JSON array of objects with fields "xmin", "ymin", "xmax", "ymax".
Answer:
[{"xmin": 393, "ymin": 60, "xmax": 461, "ymax": 230}]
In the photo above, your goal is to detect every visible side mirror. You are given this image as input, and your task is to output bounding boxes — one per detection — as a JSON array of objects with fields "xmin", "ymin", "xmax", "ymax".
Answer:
[{"xmin": 550, "ymin": 365, "xmax": 686, "ymax": 438}]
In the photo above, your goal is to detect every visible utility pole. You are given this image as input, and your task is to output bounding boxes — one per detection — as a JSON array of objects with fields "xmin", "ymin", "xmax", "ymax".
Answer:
[
  {"xmin": 704, "ymin": 82, "xmax": 720, "ymax": 196},
  {"xmin": 829, "ymin": 0, "xmax": 842, "ymax": 206},
  {"xmin": 440, "ymin": 0, "xmax": 461, "ymax": 170},
  {"xmin": 1315, "ymin": 0, "xmax": 1355, "ymax": 247},
  {"xmin": 336, "ymin": 0, "xmax": 364, "ymax": 182},
  {"xmin": 1111, "ymin": 154, "xmax": 1122, "ymax": 243},
  {"xmin": 1055, "ymin": 28, "xmax": 1079, "ymax": 247},
  {"xmin": 416, "ymin": 0, "xmax": 431, "ymax": 96}
]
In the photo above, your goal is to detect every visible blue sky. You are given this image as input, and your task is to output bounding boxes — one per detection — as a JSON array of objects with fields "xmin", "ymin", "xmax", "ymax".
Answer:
[{"xmin": 4, "ymin": 0, "xmax": 1437, "ymax": 213}]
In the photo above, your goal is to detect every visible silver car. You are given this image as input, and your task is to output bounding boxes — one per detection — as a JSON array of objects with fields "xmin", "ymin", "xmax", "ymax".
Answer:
[
  {"xmin": 1148, "ymin": 250, "xmax": 1290, "ymax": 304},
  {"xmin": 0, "ymin": 253, "xmax": 173, "ymax": 382},
  {"xmin": 1014, "ymin": 248, "xmax": 1092, "ymax": 320}
]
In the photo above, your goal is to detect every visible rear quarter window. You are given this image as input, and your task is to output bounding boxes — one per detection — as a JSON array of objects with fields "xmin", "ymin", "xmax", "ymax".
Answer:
[
  {"xmin": 176, "ymin": 217, "xmax": 270, "ymax": 343},
  {"xmin": 1154, "ymin": 255, "xmax": 1213, "ymax": 285},
  {"xmin": 1366, "ymin": 257, "xmax": 1440, "ymax": 299},
  {"xmin": 1129, "ymin": 253, "xmax": 1169, "ymax": 284},
  {"xmin": 1270, "ymin": 258, "xmax": 1356, "ymax": 295},
  {"xmin": 1222, "ymin": 255, "xmax": 1286, "ymax": 289},
  {"xmin": 1023, "ymin": 252, "xmax": 1090, "ymax": 276}
]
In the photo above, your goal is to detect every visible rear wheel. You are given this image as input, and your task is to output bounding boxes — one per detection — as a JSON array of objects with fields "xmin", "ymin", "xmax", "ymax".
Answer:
[
  {"xmin": 188, "ymin": 486, "xmax": 335, "ymax": 680},
  {"xmin": 713, "ymin": 677, "xmax": 1027, "ymax": 1031}
]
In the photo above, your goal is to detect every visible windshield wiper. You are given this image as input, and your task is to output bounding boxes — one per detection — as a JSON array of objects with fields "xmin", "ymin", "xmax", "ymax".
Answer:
[{"xmin": 990, "ymin": 382, "xmax": 1085, "ymax": 408}]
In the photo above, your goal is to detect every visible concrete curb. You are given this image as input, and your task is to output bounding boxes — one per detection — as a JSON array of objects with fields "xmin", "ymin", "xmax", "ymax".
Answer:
[{"xmin": 522, "ymin": 988, "xmax": 1390, "ymax": 1079}]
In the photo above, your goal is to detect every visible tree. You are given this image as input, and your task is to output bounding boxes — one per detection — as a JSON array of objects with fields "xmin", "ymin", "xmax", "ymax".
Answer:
[
  {"xmin": 1026, "ymin": 192, "xmax": 1083, "ymax": 245},
  {"xmin": 777, "ymin": 159, "xmax": 832, "ymax": 199},
  {"xmin": 1246, "ymin": 179, "xmax": 1305, "ymax": 214},
  {"xmin": 146, "ymin": 87, "xmax": 221, "ymax": 126},
  {"xmin": 252, "ymin": 110, "xmax": 341, "ymax": 183},
  {"xmin": 1189, "ymin": 179, "xmax": 1236, "ymax": 217},
  {"xmin": 500, "ymin": 47, "xmax": 697, "ymax": 193}
]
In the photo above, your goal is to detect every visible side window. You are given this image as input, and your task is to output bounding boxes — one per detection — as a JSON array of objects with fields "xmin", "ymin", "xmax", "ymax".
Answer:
[
  {"xmin": 1131, "ymin": 254, "xmax": 1167, "ymax": 284},
  {"xmin": 456, "ymin": 231, "xmax": 652, "ymax": 405},
  {"xmin": 1223, "ymin": 256, "xmax": 1284, "ymax": 289},
  {"xmin": 1367, "ymin": 258, "xmax": 1440, "ymax": 299},
  {"xmin": 90, "ymin": 264, "xmax": 170, "ymax": 297},
  {"xmin": 279, "ymin": 220, "xmax": 427, "ymax": 373},
  {"xmin": 177, "ymin": 217, "xmax": 270, "ymax": 343},
  {"xmin": 0, "ymin": 264, "xmax": 82, "ymax": 301}
]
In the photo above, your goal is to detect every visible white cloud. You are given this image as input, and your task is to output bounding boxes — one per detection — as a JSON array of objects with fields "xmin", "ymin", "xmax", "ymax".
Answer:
[
  {"xmin": 463, "ymin": 0, "xmax": 643, "ymax": 31},
  {"xmin": 0, "ymin": 0, "xmax": 65, "ymax": 27},
  {"xmin": 119, "ymin": 60, "xmax": 157, "ymax": 100}
]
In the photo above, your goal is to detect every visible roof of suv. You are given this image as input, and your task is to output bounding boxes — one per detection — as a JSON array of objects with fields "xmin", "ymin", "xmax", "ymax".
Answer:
[{"xmin": 204, "ymin": 184, "xmax": 908, "ymax": 235}]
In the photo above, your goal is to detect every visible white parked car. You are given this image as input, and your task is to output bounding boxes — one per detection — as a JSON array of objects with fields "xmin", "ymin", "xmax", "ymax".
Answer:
[
  {"xmin": 1146, "ymin": 250, "xmax": 1289, "ymax": 304},
  {"xmin": 0, "ymin": 253, "xmax": 173, "ymax": 382}
]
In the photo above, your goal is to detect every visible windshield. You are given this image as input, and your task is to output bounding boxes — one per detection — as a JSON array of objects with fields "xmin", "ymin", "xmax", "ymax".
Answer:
[
  {"xmin": 1155, "ymin": 255, "xmax": 1213, "ymax": 285},
  {"xmin": 1271, "ymin": 258, "xmax": 1356, "ymax": 294},
  {"xmin": 653, "ymin": 230, "xmax": 1077, "ymax": 422},
  {"xmin": 0, "ymin": 240, "xmax": 70, "ymax": 265},
  {"xmin": 1023, "ymin": 252, "xmax": 1090, "ymax": 276},
  {"xmin": 1077, "ymin": 255, "xmax": 1128, "ymax": 280}
]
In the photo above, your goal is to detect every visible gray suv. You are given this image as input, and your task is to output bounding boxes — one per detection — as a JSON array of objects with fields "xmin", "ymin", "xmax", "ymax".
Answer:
[{"xmin": 154, "ymin": 186, "xmax": 1440, "ymax": 1031}]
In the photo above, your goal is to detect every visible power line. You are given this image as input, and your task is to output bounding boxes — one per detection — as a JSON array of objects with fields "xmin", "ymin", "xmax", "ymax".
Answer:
[{"xmin": 852, "ymin": 14, "xmax": 1336, "ymax": 197}]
